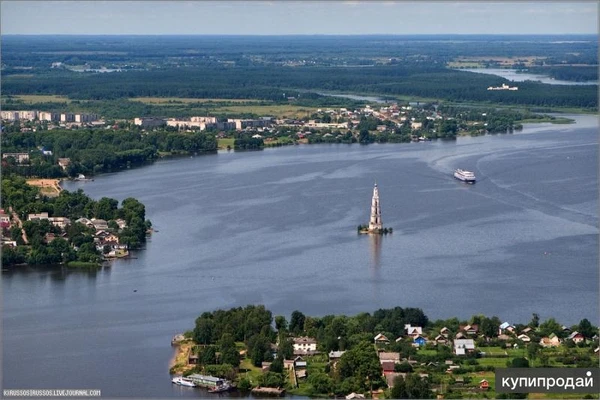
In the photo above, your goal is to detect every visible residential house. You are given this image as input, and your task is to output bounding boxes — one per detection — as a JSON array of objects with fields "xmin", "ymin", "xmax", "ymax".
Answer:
[
  {"xmin": 455, "ymin": 332, "xmax": 466, "ymax": 340},
  {"xmin": 378, "ymin": 352, "xmax": 400, "ymax": 363},
  {"xmin": 517, "ymin": 334, "xmax": 531, "ymax": 343},
  {"xmin": 374, "ymin": 333, "xmax": 390, "ymax": 345},
  {"xmin": 460, "ymin": 324, "xmax": 479, "ymax": 336},
  {"xmin": 0, "ymin": 210, "xmax": 11, "ymax": 228},
  {"xmin": 521, "ymin": 327, "xmax": 533, "ymax": 334},
  {"xmin": 75, "ymin": 218, "xmax": 95, "ymax": 229},
  {"xmin": 440, "ymin": 327, "xmax": 450, "ymax": 337},
  {"xmin": 413, "ymin": 335, "xmax": 427, "ymax": 347},
  {"xmin": 434, "ymin": 335, "xmax": 449, "ymax": 345},
  {"xmin": 567, "ymin": 331, "xmax": 585, "ymax": 344},
  {"xmin": 292, "ymin": 337, "xmax": 317, "ymax": 355},
  {"xmin": 57, "ymin": 158, "xmax": 71, "ymax": 170},
  {"xmin": 539, "ymin": 334, "xmax": 561, "ymax": 348},
  {"xmin": 453, "ymin": 339, "xmax": 476, "ymax": 356},
  {"xmin": 91, "ymin": 218, "xmax": 109, "ymax": 231},
  {"xmin": 28, "ymin": 212, "xmax": 49, "ymax": 221},
  {"xmin": 48, "ymin": 217, "xmax": 71, "ymax": 229},
  {"xmin": 404, "ymin": 324, "xmax": 423, "ymax": 337},
  {"xmin": 499, "ymin": 322, "xmax": 515, "ymax": 335},
  {"xmin": 381, "ymin": 361, "xmax": 396, "ymax": 375},
  {"xmin": 328, "ymin": 351, "xmax": 345, "ymax": 362},
  {"xmin": 115, "ymin": 219, "xmax": 128, "ymax": 229},
  {"xmin": 498, "ymin": 334, "xmax": 511, "ymax": 341}
]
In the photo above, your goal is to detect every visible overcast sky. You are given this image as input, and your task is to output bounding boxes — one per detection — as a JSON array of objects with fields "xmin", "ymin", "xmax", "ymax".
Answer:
[{"xmin": 1, "ymin": 1, "xmax": 597, "ymax": 35}]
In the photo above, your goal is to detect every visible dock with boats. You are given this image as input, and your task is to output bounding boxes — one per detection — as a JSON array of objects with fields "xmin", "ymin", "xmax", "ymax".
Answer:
[{"xmin": 171, "ymin": 373, "xmax": 232, "ymax": 393}]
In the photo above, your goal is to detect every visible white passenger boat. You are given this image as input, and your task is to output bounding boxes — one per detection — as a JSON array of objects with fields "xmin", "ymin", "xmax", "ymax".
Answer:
[
  {"xmin": 454, "ymin": 169, "xmax": 476, "ymax": 183},
  {"xmin": 171, "ymin": 376, "xmax": 195, "ymax": 387}
]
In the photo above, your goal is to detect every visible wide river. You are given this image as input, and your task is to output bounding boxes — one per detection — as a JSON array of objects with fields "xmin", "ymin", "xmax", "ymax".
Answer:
[{"xmin": 3, "ymin": 115, "xmax": 598, "ymax": 397}]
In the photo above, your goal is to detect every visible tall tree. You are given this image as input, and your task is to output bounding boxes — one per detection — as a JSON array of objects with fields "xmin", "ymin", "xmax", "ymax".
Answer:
[{"xmin": 289, "ymin": 310, "xmax": 306, "ymax": 335}]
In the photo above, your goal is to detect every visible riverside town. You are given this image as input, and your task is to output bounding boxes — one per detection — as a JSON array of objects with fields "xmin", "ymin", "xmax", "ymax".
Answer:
[{"xmin": 1, "ymin": 4, "xmax": 598, "ymax": 400}]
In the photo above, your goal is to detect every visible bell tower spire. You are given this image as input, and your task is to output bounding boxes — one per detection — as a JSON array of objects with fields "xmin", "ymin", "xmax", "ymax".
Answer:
[{"xmin": 368, "ymin": 183, "xmax": 382, "ymax": 232}]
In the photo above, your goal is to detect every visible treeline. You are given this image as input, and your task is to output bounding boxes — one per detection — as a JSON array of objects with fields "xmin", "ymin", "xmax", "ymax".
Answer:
[
  {"xmin": 234, "ymin": 137, "xmax": 264, "ymax": 150},
  {"xmin": 2, "ymin": 35, "xmax": 596, "ymax": 69},
  {"xmin": 3, "ymin": 65, "xmax": 597, "ymax": 109},
  {"xmin": 521, "ymin": 66, "xmax": 598, "ymax": 82},
  {"xmin": 1, "ymin": 128, "xmax": 217, "ymax": 178},
  {"xmin": 1, "ymin": 175, "xmax": 151, "ymax": 266}
]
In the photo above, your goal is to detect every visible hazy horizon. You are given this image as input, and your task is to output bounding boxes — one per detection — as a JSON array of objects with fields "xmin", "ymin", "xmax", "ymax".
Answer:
[{"xmin": 1, "ymin": 1, "xmax": 597, "ymax": 35}]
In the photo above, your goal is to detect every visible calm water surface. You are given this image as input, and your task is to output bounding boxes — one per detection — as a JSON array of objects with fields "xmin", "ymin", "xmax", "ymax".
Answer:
[
  {"xmin": 460, "ymin": 68, "xmax": 598, "ymax": 85},
  {"xmin": 3, "ymin": 115, "xmax": 598, "ymax": 397}
]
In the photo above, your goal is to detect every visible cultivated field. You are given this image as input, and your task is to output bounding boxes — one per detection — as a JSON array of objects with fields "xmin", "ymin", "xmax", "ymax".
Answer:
[
  {"xmin": 130, "ymin": 97, "xmax": 265, "ymax": 104},
  {"xmin": 8, "ymin": 94, "xmax": 72, "ymax": 104}
]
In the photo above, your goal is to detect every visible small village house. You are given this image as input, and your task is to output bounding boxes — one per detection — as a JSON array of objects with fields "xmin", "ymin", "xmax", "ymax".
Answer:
[{"xmin": 374, "ymin": 333, "xmax": 390, "ymax": 345}]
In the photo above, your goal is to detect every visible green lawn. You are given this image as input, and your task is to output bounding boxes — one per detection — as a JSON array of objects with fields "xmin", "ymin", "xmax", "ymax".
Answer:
[
  {"xmin": 238, "ymin": 358, "xmax": 263, "ymax": 386},
  {"xmin": 218, "ymin": 138, "xmax": 235, "ymax": 149}
]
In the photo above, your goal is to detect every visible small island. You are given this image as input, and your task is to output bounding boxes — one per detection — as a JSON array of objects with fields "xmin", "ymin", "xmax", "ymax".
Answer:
[{"xmin": 358, "ymin": 183, "xmax": 392, "ymax": 235}]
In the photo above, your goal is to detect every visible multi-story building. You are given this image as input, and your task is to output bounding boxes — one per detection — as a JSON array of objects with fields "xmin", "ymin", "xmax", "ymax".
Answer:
[
  {"xmin": 18, "ymin": 110, "xmax": 38, "ymax": 120},
  {"xmin": 1, "ymin": 110, "xmax": 39, "ymax": 121},
  {"xmin": 0, "ymin": 111, "xmax": 20, "ymax": 120},
  {"xmin": 2, "ymin": 153, "xmax": 30, "ymax": 163},
  {"xmin": 39, "ymin": 112, "xmax": 60, "ymax": 122},
  {"xmin": 190, "ymin": 116, "xmax": 217, "ymax": 124},
  {"xmin": 228, "ymin": 119, "xmax": 271, "ymax": 130},
  {"xmin": 292, "ymin": 336, "xmax": 318, "ymax": 355},
  {"xmin": 75, "ymin": 114, "xmax": 98, "ymax": 123},
  {"xmin": 134, "ymin": 117, "xmax": 165, "ymax": 128},
  {"xmin": 61, "ymin": 113, "xmax": 75, "ymax": 122}
]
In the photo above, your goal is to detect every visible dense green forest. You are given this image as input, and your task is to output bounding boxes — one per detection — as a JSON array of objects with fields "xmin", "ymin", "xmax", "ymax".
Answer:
[
  {"xmin": 2, "ymin": 66, "xmax": 597, "ymax": 109},
  {"xmin": 2, "ymin": 35, "xmax": 597, "ymax": 109},
  {"xmin": 2, "ymin": 35, "xmax": 597, "ymax": 68},
  {"xmin": 1, "ymin": 128, "xmax": 217, "ymax": 178}
]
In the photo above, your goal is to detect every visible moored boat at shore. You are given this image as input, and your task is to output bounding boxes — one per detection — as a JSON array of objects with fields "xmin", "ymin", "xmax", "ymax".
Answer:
[
  {"xmin": 454, "ymin": 169, "xmax": 476, "ymax": 184},
  {"xmin": 208, "ymin": 382, "xmax": 231, "ymax": 393},
  {"xmin": 171, "ymin": 376, "xmax": 195, "ymax": 387}
]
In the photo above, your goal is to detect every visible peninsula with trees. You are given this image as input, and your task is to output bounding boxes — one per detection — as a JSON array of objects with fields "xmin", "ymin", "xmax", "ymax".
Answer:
[
  {"xmin": 170, "ymin": 305, "xmax": 599, "ymax": 399},
  {"xmin": 1, "ymin": 174, "xmax": 151, "ymax": 268}
]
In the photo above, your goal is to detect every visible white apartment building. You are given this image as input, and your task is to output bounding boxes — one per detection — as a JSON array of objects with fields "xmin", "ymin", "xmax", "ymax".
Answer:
[
  {"xmin": 61, "ymin": 113, "xmax": 75, "ymax": 122},
  {"xmin": 39, "ymin": 112, "xmax": 60, "ymax": 122},
  {"xmin": 1, "ymin": 110, "xmax": 38, "ymax": 121},
  {"xmin": 134, "ymin": 117, "xmax": 165, "ymax": 128},
  {"xmin": 75, "ymin": 114, "xmax": 98, "ymax": 123}
]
